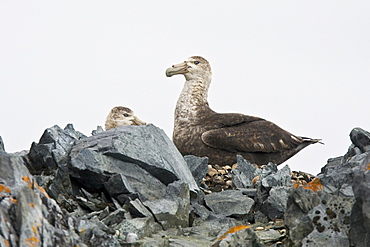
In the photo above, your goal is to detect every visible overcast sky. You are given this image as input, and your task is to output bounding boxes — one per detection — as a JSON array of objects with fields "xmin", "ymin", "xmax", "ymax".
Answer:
[{"xmin": 1, "ymin": 1, "xmax": 369, "ymax": 175}]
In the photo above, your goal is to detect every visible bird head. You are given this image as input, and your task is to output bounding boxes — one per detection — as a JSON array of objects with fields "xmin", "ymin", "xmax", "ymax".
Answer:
[
  {"xmin": 166, "ymin": 56, "xmax": 211, "ymax": 81},
  {"xmin": 106, "ymin": 106, "xmax": 146, "ymax": 130}
]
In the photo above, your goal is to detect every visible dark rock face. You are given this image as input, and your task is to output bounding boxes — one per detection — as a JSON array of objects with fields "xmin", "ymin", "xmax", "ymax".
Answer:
[
  {"xmin": 1, "ymin": 125, "xmax": 370, "ymax": 246},
  {"xmin": 0, "ymin": 136, "xmax": 4, "ymax": 152},
  {"xmin": 350, "ymin": 154, "xmax": 370, "ymax": 247}
]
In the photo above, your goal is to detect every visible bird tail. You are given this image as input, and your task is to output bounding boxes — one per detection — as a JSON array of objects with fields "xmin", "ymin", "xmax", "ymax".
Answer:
[{"xmin": 299, "ymin": 136, "xmax": 324, "ymax": 145}]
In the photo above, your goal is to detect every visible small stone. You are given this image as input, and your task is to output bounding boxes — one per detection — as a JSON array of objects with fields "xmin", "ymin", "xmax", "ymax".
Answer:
[{"xmin": 126, "ymin": 232, "xmax": 138, "ymax": 243}]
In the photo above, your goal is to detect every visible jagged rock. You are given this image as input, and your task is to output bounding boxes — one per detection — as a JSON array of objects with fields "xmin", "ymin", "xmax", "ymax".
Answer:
[
  {"xmin": 231, "ymin": 155, "xmax": 261, "ymax": 188},
  {"xmin": 350, "ymin": 153, "xmax": 370, "ymax": 246},
  {"xmin": 284, "ymin": 186, "xmax": 320, "ymax": 246},
  {"xmin": 143, "ymin": 181, "xmax": 190, "ymax": 230},
  {"xmin": 317, "ymin": 152, "xmax": 366, "ymax": 196},
  {"xmin": 216, "ymin": 227, "xmax": 265, "ymax": 247},
  {"xmin": 260, "ymin": 164, "xmax": 292, "ymax": 188},
  {"xmin": 0, "ymin": 153, "xmax": 32, "ymax": 197},
  {"xmin": 262, "ymin": 186, "xmax": 291, "ymax": 220},
  {"xmin": 71, "ymin": 124, "xmax": 198, "ymax": 193},
  {"xmin": 69, "ymin": 147, "xmax": 167, "ymax": 203},
  {"xmin": 302, "ymin": 193, "xmax": 354, "ymax": 247},
  {"xmin": 350, "ymin": 127, "xmax": 370, "ymax": 152},
  {"xmin": 0, "ymin": 152, "xmax": 85, "ymax": 247},
  {"xmin": 27, "ymin": 124, "xmax": 85, "ymax": 175},
  {"xmin": 255, "ymin": 228, "xmax": 283, "ymax": 245},
  {"xmin": 114, "ymin": 217, "xmax": 162, "ymax": 240},
  {"xmin": 204, "ymin": 190, "xmax": 254, "ymax": 217},
  {"xmin": 0, "ymin": 136, "xmax": 4, "ymax": 152},
  {"xmin": 184, "ymin": 155, "xmax": 209, "ymax": 187}
]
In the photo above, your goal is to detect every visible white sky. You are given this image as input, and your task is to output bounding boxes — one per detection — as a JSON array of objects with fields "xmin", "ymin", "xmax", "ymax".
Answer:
[{"xmin": 1, "ymin": 1, "xmax": 369, "ymax": 175}]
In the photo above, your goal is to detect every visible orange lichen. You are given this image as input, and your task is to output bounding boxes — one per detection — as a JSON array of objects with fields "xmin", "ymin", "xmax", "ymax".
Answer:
[
  {"xmin": 32, "ymin": 226, "xmax": 38, "ymax": 235},
  {"xmin": 35, "ymin": 184, "xmax": 50, "ymax": 198},
  {"xmin": 218, "ymin": 225, "xmax": 250, "ymax": 240},
  {"xmin": 28, "ymin": 203, "xmax": 35, "ymax": 208},
  {"xmin": 294, "ymin": 177, "xmax": 323, "ymax": 192},
  {"xmin": 367, "ymin": 163, "xmax": 370, "ymax": 170},
  {"xmin": 0, "ymin": 184, "xmax": 11, "ymax": 193},
  {"xmin": 10, "ymin": 197, "xmax": 17, "ymax": 203},
  {"xmin": 22, "ymin": 176, "xmax": 31, "ymax": 183},
  {"xmin": 3, "ymin": 238, "xmax": 10, "ymax": 247},
  {"xmin": 26, "ymin": 236, "xmax": 39, "ymax": 246},
  {"xmin": 22, "ymin": 176, "xmax": 50, "ymax": 199}
]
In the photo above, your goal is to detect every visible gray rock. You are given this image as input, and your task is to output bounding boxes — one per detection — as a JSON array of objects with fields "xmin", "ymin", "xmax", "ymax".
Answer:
[
  {"xmin": 255, "ymin": 229, "xmax": 283, "ymax": 245},
  {"xmin": 69, "ymin": 147, "xmax": 167, "ymax": 203},
  {"xmin": 318, "ymin": 152, "xmax": 365, "ymax": 195},
  {"xmin": 28, "ymin": 124, "xmax": 85, "ymax": 175},
  {"xmin": 184, "ymin": 155, "xmax": 209, "ymax": 187},
  {"xmin": 284, "ymin": 186, "xmax": 320, "ymax": 246},
  {"xmin": 217, "ymin": 227, "xmax": 265, "ymax": 247},
  {"xmin": 261, "ymin": 164, "xmax": 292, "ymax": 188},
  {"xmin": 0, "ymin": 152, "xmax": 85, "ymax": 247},
  {"xmin": 205, "ymin": 190, "xmax": 254, "ymax": 217},
  {"xmin": 143, "ymin": 181, "xmax": 190, "ymax": 230},
  {"xmin": 190, "ymin": 203, "xmax": 211, "ymax": 221},
  {"xmin": 71, "ymin": 124, "xmax": 198, "ymax": 193},
  {"xmin": 350, "ymin": 127, "xmax": 370, "ymax": 152},
  {"xmin": 302, "ymin": 193, "xmax": 354, "ymax": 247},
  {"xmin": 231, "ymin": 155, "xmax": 261, "ymax": 188},
  {"xmin": 115, "ymin": 217, "xmax": 162, "ymax": 240},
  {"xmin": 0, "ymin": 136, "xmax": 4, "ymax": 152},
  {"xmin": 262, "ymin": 186, "xmax": 291, "ymax": 220},
  {"xmin": 0, "ymin": 153, "xmax": 32, "ymax": 198},
  {"xmin": 350, "ymin": 153, "xmax": 370, "ymax": 247}
]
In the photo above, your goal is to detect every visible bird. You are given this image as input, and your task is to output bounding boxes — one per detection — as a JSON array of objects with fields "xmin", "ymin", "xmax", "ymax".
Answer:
[
  {"xmin": 165, "ymin": 56, "xmax": 321, "ymax": 166},
  {"xmin": 105, "ymin": 106, "xmax": 146, "ymax": 130}
]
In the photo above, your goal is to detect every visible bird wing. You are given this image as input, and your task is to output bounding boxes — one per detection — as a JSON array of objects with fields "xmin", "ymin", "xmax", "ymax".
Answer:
[{"xmin": 201, "ymin": 117, "xmax": 302, "ymax": 153}]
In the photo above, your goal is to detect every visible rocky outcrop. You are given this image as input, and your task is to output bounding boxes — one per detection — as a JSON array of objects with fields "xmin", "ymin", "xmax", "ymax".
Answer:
[{"xmin": 1, "ymin": 124, "xmax": 370, "ymax": 246}]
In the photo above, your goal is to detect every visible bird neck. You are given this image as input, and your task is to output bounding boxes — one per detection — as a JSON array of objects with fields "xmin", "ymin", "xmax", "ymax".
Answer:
[{"xmin": 175, "ymin": 76, "xmax": 211, "ymax": 123}]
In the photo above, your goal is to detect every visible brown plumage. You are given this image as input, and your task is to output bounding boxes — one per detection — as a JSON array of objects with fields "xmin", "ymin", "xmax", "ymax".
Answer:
[
  {"xmin": 166, "ymin": 56, "xmax": 321, "ymax": 166},
  {"xmin": 105, "ymin": 106, "xmax": 146, "ymax": 130}
]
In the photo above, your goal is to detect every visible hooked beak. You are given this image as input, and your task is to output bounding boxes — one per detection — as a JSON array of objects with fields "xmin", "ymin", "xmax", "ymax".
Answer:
[
  {"xmin": 132, "ymin": 116, "xmax": 146, "ymax": 125},
  {"xmin": 165, "ymin": 62, "xmax": 188, "ymax": 77}
]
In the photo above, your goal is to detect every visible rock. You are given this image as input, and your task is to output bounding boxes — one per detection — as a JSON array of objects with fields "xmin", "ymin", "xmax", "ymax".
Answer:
[
  {"xmin": 27, "ymin": 124, "xmax": 85, "ymax": 175},
  {"xmin": 260, "ymin": 164, "xmax": 292, "ymax": 188},
  {"xmin": 184, "ymin": 155, "xmax": 209, "ymax": 187},
  {"xmin": 350, "ymin": 153, "xmax": 370, "ymax": 246},
  {"xmin": 284, "ymin": 186, "xmax": 320, "ymax": 246},
  {"xmin": 215, "ymin": 226, "xmax": 265, "ymax": 247},
  {"xmin": 69, "ymin": 147, "xmax": 167, "ymax": 202},
  {"xmin": 302, "ymin": 193, "xmax": 354, "ymax": 247},
  {"xmin": 262, "ymin": 186, "xmax": 291, "ymax": 220},
  {"xmin": 0, "ymin": 152, "xmax": 85, "ymax": 247},
  {"xmin": 204, "ymin": 190, "xmax": 254, "ymax": 217},
  {"xmin": 350, "ymin": 127, "xmax": 370, "ymax": 152},
  {"xmin": 0, "ymin": 136, "xmax": 4, "ymax": 152},
  {"xmin": 0, "ymin": 153, "xmax": 32, "ymax": 197},
  {"xmin": 231, "ymin": 155, "xmax": 261, "ymax": 188},
  {"xmin": 71, "ymin": 124, "xmax": 198, "ymax": 193},
  {"xmin": 143, "ymin": 181, "xmax": 190, "ymax": 230}
]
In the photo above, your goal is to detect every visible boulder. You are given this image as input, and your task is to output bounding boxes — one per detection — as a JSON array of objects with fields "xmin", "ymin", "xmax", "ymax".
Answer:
[
  {"xmin": 350, "ymin": 153, "xmax": 370, "ymax": 246},
  {"xmin": 71, "ymin": 124, "xmax": 198, "ymax": 193},
  {"xmin": 350, "ymin": 127, "xmax": 370, "ymax": 152},
  {"xmin": 0, "ymin": 136, "xmax": 4, "ymax": 152},
  {"xmin": 231, "ymin": 155, "xmax": 261, "ymax": 189},
  {"xmin": 205, "ymin": 190, "xmax": 254, "ymax": 217},
  {"xmin": 184, "ymin": 155, "xmax": 209, "ymax": 187}
]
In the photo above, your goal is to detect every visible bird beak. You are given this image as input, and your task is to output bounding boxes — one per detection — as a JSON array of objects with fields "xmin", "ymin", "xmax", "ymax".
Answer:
[
  {"xmin": 165, "ymin": 62, "xmax": 188, "ymax": 77},
  {"xmin": 132, "ymin": 116, "xmax": 146, "ymax": 125}
]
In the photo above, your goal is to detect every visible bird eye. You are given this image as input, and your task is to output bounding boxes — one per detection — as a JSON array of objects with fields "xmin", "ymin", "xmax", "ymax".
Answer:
[
  {"xmin": 123, "ymin": 113, "xmax": 129, "ymax": 117},
  {"xmin": 194, "ymin": 61, "xmax": 200, "ymax": 65}
]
